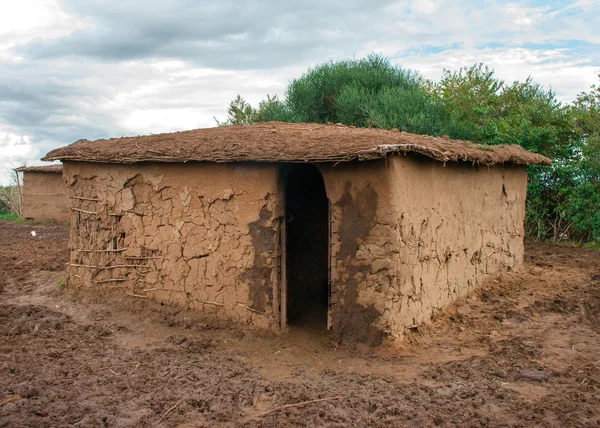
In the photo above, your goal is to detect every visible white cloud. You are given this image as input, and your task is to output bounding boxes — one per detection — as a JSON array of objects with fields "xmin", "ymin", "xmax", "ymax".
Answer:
[
  {"xmin": 398, "ymin": 46, "xmax": 597, "ymax": 102},
  {"xmin": 0, "ymin": 130, "xmax": 37, "ymax": 185},
  {"xmin": 0, "ymin": 0, "xmax": 86, "ymax": 61},
  {"xmin": 120, "ymin": 108, "xmax": 204, "ymax": 134},
  {"xmin": 502, "ymin": 3, "xmax": 550, "ymax": 26},
  {"xmin": 0, "ymin": 0, "xmax": 598, "ymax": 186},
  {"xmin": 411, "ymin": 0, "xmax": 442, "ymax": 15},
  {"xmin": 0, "ymin": 131, "xmax": 34, "ymax": 159}
]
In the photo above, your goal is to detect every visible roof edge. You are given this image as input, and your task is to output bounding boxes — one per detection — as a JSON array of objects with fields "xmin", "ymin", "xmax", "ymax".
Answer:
[
  {"xmin": 41, "ymin": 122, "xmax": 552, "ymax": 167},
  {"xmin": 16, "ymin": 164, "xmax": 63, "ymax": 173}
]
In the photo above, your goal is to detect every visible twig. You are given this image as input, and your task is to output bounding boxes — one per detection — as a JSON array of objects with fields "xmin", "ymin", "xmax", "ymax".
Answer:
[
  {"xmin": 199, "ymin": 300, "xmax": 224, "ymax": 307},
  {"xmin": 124, "ymin": 256, "xmax": 159, "ymax": 260},
  {"xmin": 70, "ymin": 195, "xmax": 99, "ymax": 201},
  {"xmin": 148, "ymin": 149, "xmax": 167, "ymax": 156},
  {"xmin": 77, "ymin": 248, "xmax": 128, "ymax": 253},
  {"xmin": 157, "ymin": 399, "xmax": 183, "ymax": 424},
  {"xmin": 133, "ymin": 268, "xmax": 147, "ymax": 277},
  {"xmin": 0, "ymin": 395, "xmax": 21, "ymax": 406},
  {"xmin": 14, "ymin": 169, "xmax": 23, "ymax": 217},
  {"xmin": 108, "ymin": 368, "xmax": 119, "ymax": 376},
  {"xmin": 71, "ymin": 208, "xmax": 97, "ymax": 214},
  {"xmin": 257, "ymin": 396, "xmax": 342, "ymax": 417},
  {"xmin": 69, "ymin": 263, "xmax": 150, "ymax": 269},
  {"xmin": 126, "ymin": 292, "xmax": 149, "ymax": 299},
  {"xmin": 236, "ymin": 303, "xmax": 265, "ymax": 314},
  {"xmin": 142, "ymin": 288, "xmax": 159, "ymax": 292},
  {"xmin": 92, "ymin": 257, "xmax": 117, "ymax": 278},
  {"xmin": 486, "ymin": 249, "xmax": 501, "ymax": 258},
  {"xmin": 93, "ymin": 278, "xmax": 127, "ymax": 284}
]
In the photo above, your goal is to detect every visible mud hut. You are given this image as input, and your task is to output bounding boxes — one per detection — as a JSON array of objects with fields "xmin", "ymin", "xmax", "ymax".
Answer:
[
  {"xmin": 43, "ymin": 122, "xmax": 550, "ymax": 343},
  {"xmin": 16, "ymin": 165, "xmax": 69, "ymax": 223}
]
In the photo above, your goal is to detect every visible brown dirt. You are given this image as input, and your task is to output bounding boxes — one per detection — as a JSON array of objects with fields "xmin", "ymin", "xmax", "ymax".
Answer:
[
  {"xmin": 43, "ymin": 121, "xmax": 551, "ymax": 166},
  {"xmin": 0, "ymin": 220, "xmax": 68, "ymax": 293},
  {"xmin": 1, "ymin": 220, "xmax": 599, "ymax": 427}
]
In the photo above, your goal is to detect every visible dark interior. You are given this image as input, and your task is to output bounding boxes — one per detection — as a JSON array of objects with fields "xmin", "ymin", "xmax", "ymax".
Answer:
[{"xmin": 284, "ymin": 164, "xmax": 329, "ymax": 329}]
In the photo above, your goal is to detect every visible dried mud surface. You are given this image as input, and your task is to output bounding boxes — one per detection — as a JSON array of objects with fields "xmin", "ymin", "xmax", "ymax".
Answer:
[{"xmin": 1, "ymin": 220, "xmax": 599, "ymax": 427}]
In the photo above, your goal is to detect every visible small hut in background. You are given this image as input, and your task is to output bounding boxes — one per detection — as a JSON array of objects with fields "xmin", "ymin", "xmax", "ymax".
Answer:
[
  {"xmin": 16, "ymin": 165, "xmax": 69, "ymax": 223},
  {"xmin": 43, "ymin": 122, "xmax": 550, "ymax": 343}
]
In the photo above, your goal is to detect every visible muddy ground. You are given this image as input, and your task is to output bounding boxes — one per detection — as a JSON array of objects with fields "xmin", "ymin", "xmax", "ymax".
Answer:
[{"xmin": 1, "ymin": 220, "xmax": 599, "ymax": 427}]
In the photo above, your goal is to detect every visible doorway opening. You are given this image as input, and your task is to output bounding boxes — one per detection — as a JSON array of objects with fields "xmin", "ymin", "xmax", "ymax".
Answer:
[{"xmin": 283, "ymin": 164, "xmax": 329, "ymax": 330}]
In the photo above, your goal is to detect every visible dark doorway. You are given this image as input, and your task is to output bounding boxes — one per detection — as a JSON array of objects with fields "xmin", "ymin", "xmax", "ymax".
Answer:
[{"xmin": 283, "ymin": 164, "xmax": 329, "ymax": 329}]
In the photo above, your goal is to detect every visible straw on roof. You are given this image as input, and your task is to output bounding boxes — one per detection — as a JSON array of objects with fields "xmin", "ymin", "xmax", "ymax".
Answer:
[
  {"xmin": 43, "ymin": 122, "xmax": 551, "ymax": 166},
  {"xmin": 16, "ymin": 164, "xmax": 63, "ymax": 173}
]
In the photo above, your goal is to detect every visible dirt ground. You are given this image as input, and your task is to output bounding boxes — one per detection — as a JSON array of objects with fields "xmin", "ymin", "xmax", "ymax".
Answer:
[{"xmin": 1, "ymin": 220, "xmax": 599, "ymax": 427}]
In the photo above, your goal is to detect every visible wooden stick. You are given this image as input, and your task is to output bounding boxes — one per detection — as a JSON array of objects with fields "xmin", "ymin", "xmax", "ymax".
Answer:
[
  {"xmin": 126, "ymin": 292, "xmax": 149, "ymax": 299},
  {"xmin": 93, "ymin": 278, "xmax": 127, "ymax": 284},
  {"xmin": 486, "ymin": 249, "xmax": 502, "ymax": 258},
  {"xmin": 236, "ymin": 303, "xmax": 265, "ymax": 314},
  {"xmin": 92, "ymin": 258, "xmax": 117, "ymax": 278},
  {"xmin": 15, "ymin": 169, "xmax": 23, "ymax": 217},
  {"xmin": 69, "ymin": 263, "xmax": 149, "ymax": 269},
  {"xmin": 77, "ymin": 248, "xmax": 127, "ymax": 253},
  {"xmin": 257, "ymin": 396, "xmax": 342, "ymax": 417},
  {"xmin": 72, "ymin": 208, "xmax": 97, "ymax": 214},
  {"xmin": 0, "ymin": 395, "xmax": 21, "ymax": 406},
  {"xmin": 70, "ymin": 195, "xmax": 99, "ymax": 201},
  {"xmin": 133, "ymin": 268, "xmax": 147, "ymax": 277},
  {"xmin": 157, "ymin": 399, "xmax": 183, "ymax": 424},
  {"xmin": 124, "ymin": 256, "xmax": 159, "ymax": 260},
  {"xmin": 199, "ymin": 300, "xmax": 224, "ymax": 307}
]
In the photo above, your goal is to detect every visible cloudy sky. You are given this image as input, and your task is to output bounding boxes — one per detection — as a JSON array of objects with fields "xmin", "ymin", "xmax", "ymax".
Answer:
[{"xmin": 1, "ymin": 0, "xmax": 599, "ymax": 184}]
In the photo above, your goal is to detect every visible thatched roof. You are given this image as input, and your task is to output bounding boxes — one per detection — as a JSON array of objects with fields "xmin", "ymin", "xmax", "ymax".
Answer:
[
  {"xmin": 16, "ymin": 164, "xmax": 63, "ymax": 173},
  {"xmin": 43, "ymin": 122, "xmax": 551, "ymax": 166}
]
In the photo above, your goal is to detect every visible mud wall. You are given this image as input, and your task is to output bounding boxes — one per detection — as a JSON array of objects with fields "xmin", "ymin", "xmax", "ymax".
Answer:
[
  {"xmin": 385, "ymin": 156, "xmax": 527, "ymax": 340},
  {"xmin": 319, "ymin": 160, "xmax": 398, "ymax": 345},
  {"xmin": 62, "ymin": 161, "xmax": 281, "ymax": 329},
  {"xmin": 61, "ymin": 157, "xmax": 527, "ymax": 340},
  {"xmin": 318, "ymin": 157, "xmax": 527, "ymax": 344},
  {"xmin": 21, "ymin": 172, "xmax": 69, "ymax": 222}
]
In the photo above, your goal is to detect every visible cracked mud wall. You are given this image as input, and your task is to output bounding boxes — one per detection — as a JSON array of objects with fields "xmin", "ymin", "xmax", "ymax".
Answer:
[
  {"xmin": 21, "ymin": 172, "xmax": 69, "ymax": 222},
  {"xmin": 319, "ymin": 160, "xmax": 398, "ymax": 345},
  {"xmin": 386, "ymin": 156, "xmax": 527, "ymax": 340},
  {"xmin": 62, "ymin": 161, "xmax": 280, "ymax": 329},
  {"xmin": 60, "ymin": 156, "xmax": 527, "ymax": 339}
]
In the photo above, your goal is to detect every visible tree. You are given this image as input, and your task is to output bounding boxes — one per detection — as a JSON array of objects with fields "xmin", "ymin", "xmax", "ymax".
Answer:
[
  {"xmin": 284, "ymin": 54, "xmax": 451, "ymax": 135},
  {"xmin": 254, "ymin": 95, "xmax": 293, "ymax": 122},
  {"xmin": 563, "ymin": 75, "xmax": 600, "ymax": 241},
  {"xmin": 217, "ymin": 54, "xmax": 450, "ymax": 135},
  {"xmin": 215, "ymin": 95, "xmax": 257, "ymax": 126},
  {"xmin": 0, "ymin": 167, "xmax": 22, "ymax": 217},
  {"xmin": 431, "ymin": 64, "xmax": 587, "ymax": 241}
]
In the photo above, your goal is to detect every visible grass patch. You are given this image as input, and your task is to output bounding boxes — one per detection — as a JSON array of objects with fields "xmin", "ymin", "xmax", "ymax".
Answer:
[{"xmin": 0, "ymin": 212, "xmax": 22, "ymax": 222}]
